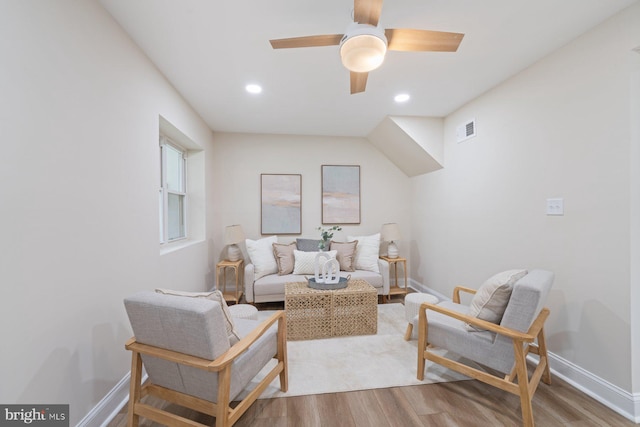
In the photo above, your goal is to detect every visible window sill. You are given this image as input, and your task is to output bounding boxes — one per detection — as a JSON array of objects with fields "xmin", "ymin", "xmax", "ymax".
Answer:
[{"xmin": 160, "ymin": 238, "xmax": 205, "ymax": 256}]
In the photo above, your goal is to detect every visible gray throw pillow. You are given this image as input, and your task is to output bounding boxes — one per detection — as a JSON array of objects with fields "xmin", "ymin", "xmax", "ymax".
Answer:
[{"xmin": 296, "ymin": 238, "xmax": 326, "ymax": 251}]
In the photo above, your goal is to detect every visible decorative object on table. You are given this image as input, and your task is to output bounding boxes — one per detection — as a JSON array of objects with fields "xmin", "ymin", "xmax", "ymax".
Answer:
[
  {"xmin": 317, "ymin": 225, "xmax": 342, "ymax": 250},
  {"xmin": 381, "ymin": 222, "xmax": 401, "ymax": 258},
  {"xmin": 224, "ymin": 224, "xmax": 245, "ymax": 261},
  {"xmin": 321, "ymin": 165, "xmax": 360, "ymax": 224},
  {"xmin": 261, "ymin": 173, "xmax": 301, "ymax": 234},
  {"xmin": 307, "ymin": 276, "xmax": 349, "ymax": 290},
  {"xmin": 314, "ymin": 251, "xmax": 340, "ymax": 284}
]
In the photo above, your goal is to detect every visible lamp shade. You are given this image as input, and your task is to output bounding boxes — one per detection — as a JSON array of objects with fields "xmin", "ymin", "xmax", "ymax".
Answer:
[
  {"xmin": 339, "ymin": 24, "xmax": 387, "ymax": 73},
  {"xmin": 381, "ymin": 223, "xmax": 401, "ymax": 242},
  {"xmin": 224, "ymin": 225, "xmax": 245, "ymax": 245}
]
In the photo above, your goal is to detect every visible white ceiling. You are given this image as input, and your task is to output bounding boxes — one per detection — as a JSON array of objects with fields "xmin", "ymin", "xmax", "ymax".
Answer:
[{"xmin": 99, "ymin": 0, "xmax": 637, "ymax": 137}]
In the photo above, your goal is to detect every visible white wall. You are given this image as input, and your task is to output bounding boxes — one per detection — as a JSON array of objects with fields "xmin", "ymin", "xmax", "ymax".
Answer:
[
  {"xmin": 411, "ymin": 2, "xmax": 640, "ymax": 393},
  {"xmin": 0, "ymin": 1, "xmax": 216, "ymax": 424},
  {"xmin": 210, "ymin": 132, "xmax": 412, "ymax": 268}
]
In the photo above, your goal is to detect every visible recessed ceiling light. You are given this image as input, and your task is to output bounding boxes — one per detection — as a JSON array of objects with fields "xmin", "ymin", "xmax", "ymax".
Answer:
[
  {"xmin": 394, "ymin": 93, "xmax": 410, "ymax": 103},
  {"xmin": 245, "ymin": 84, "xmax": 262, "ymax": 94}
]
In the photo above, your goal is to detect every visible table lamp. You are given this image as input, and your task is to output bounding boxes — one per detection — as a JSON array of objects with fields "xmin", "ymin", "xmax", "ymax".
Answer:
[
  {"xmin": 224, "ymin": 224, "xmax": 245, "ymax": 262},
  {"xmin": 381, "ymin": 223, "xmax": 401, "ymax": 259}
]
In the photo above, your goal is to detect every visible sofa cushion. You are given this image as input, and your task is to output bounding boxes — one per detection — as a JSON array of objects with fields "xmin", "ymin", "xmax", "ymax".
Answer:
[
  {"xmin": 348, "ymin": 233, "xmax": 381, "ymax": 273},
  {"xmin": 466, "ymin": 269, "xmax": 528, "ymax": 331},
  {"xmin": 154, "ymin": 288, "xmax": 240, "ymax": 344},
  {"xmin": 292, "ymin": 250, "xmax": 338, "ymax": 275},
  {"xmin": 246, "ymin": 235, "xmax": 278, "ymax": 280},
  {"xmin": 272, "ymin": 242, "xmax": 296, "ymax": 275},
  {"xmin": 330, "ymin": 240, "xmax": 358, "ymax": 272},
  {"xmin": 296, "ymin": 238, "xmax": 324, "ymax": 251},
  {"xmin": 348, "ymin": 269, "xmax": 383, "ymax": 289}
]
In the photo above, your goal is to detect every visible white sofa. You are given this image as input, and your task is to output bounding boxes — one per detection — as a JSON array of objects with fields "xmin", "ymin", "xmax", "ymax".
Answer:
[
  {"xmin": 244, "ymin": 259, "xmax": 390, "ymax": 303},
  {"xmin": 241, "ymin": 234, "xmax": 391, "ymax": 304}
]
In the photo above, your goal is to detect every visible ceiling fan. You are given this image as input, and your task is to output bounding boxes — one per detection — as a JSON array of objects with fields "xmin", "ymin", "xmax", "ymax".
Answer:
[{"xmin": 269, "ymin": 0, "xmax": 464, "ymax": 94}]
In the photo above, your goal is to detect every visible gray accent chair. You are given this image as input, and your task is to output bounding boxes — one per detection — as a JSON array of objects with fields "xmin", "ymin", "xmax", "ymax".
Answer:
[
  {"xmin": 417, "ymin": 269, "xmax": 554, "ymax": 427},
  {"xmin": 124, "ymin": 291, "xmax": 288, "ymax": 427}
]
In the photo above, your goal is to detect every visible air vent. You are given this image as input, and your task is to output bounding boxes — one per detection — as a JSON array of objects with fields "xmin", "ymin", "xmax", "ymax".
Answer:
[{"xmin": 456, "ymin": 118, "xmax": 476, "ymax": 143}]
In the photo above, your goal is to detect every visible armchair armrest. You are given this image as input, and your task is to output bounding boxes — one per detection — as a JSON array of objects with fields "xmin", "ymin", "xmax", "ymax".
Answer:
[
  {"xmin": 417, "ymin": 302, "xmax": 537, "ymax": 343},
  {"xmin": 453, "ymin": 286, "xmax": 477, "ymax": 303}
]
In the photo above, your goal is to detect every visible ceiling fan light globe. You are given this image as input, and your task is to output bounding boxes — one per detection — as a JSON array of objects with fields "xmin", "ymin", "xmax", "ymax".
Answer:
[{"xmin": 340, "ymin": 33, "xmax": 387, "ymax": 73}]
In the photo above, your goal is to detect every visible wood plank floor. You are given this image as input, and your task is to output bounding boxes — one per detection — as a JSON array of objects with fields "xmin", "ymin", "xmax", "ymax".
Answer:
[
  {"xmin": 109, "ymin": 297, "xmax": 635, "ymax": 426},
  {"xmin": 108, "ymin": 374, "xmax": 634, "ymax": 427}
]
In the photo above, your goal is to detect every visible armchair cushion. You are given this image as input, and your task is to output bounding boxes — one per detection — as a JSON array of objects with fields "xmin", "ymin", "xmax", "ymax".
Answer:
[
  {"xmin": 246, "ymin": 235, "xmax": 278, "ymax": 280},
  {"xmin": 466, "ymin": 269, "xmax": 527, "ymax": 331},
  {"xmin": 155, "ymin": 288, "xmax": 240, "ymax": 344}
]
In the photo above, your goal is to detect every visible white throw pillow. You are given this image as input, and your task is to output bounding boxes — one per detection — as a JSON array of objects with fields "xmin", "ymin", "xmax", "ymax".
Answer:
[
  {"xmin": 155, "ymin": 288, "xmax": 241, "ymax": 344},
  {"xmin": 246, "ymin": 235, "xmax": 278, "ymax": 280},
  {"xmin": 292, "ymin": 250, "xmax": 338, "ymax": 275},
  {"xmin": 466, "ymin": 269, "xmax": 528, "ymax": 331},
  {"xmin": 348, "ymin": 233, "xmax": 381, "ymax": 273}
]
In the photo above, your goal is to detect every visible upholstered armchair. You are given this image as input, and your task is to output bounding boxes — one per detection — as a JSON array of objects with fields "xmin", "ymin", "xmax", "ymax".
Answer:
[
  {"xmin": 124, "ymin": 291, "xmax": 288, "ymax": 427},
  {"xmin": 416, "ymin": 269, "xmax": 554, "ymax": 427}
]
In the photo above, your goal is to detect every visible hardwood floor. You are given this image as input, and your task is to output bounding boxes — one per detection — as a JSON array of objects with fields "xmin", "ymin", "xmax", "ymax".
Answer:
[
  {"xmin": 109, "ymin": 297, "xmax": 635, "ymax": 426},
  {"xmin": 108, "ymin": 374, "xmax": 634, "ymax": 426}
]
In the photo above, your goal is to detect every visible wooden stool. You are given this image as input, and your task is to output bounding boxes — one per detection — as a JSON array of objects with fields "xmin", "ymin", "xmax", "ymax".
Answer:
[{"xmin": 404, "ymin": 293, "xmax": 439, "ymax": 340}]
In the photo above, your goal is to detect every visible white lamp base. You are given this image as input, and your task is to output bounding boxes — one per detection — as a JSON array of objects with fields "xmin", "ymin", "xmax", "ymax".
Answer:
[
  {"xmin": 227, "ymin": 244, "xmax": 241, "ymax": 262},
  {"xmin": 387, "ymin": 241, "xmax": 399, "ymax": 258}
]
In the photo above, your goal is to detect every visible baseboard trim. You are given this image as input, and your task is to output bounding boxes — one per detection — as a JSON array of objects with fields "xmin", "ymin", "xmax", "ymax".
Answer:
[
  {"xmin": 410, "ymin": 280, "xmax": 640, "ymax": 423},
  {"xmin": 544, "ymin": 352, "xmax": 640, "ymax": 423},
  {"xmin": 408, "ymin": 278, "xmax": 448, "ymax": 301},
  {"xmin": 77, "ymin": 372, "xmax": 148, "ymax": 427}
]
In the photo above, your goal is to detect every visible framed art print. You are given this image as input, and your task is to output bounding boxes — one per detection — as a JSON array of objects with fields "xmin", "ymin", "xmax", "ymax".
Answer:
[
  {"xmin": 321, "ymin": 165, "xmax": 360, "ymax": 224},
  {"xmin": 261, "ymin": 174, "xmax": 301, "ymax": 234}
]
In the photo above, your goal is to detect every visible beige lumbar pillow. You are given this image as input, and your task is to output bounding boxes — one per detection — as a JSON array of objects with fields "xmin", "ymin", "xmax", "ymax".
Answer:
[
  {"xmin": 155, "ymin": 288, "xmax": 241, "ymax": 344},
  {"xmin": 465, "ymin": 269, "xmax": 528, "ymax": 331}
]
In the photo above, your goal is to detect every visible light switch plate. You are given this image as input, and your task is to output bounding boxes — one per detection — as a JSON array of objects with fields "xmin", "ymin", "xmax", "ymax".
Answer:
[{"xmin": 546, "ymin": 198, "xmax": 564, "ymax": 216}]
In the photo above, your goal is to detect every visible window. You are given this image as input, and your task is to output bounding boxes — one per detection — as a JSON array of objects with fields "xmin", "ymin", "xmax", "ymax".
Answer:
[{"xmin": 159, "ymin": 135, "xmax": 187, "ymax": 243}]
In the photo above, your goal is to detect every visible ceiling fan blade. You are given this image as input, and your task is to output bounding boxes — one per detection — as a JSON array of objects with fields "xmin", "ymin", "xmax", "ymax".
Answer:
[
  {"xmin": 350, "ymin": 71, "xmax": 368, "ymax": 94},
  {"xmin": 270, "ymin": 34, "xmax": 343, "ymax": 49},
  {"xmin": 385, "ymin": 29, "xmax": 464, "ymax": 52},
  {"xmin": 354, "ymin": 0, "xmax": 383, "ymax": 26}
]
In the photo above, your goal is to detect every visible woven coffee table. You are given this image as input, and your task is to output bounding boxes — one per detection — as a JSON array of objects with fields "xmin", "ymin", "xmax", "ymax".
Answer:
[{"xmin": 285, "ymin": 279, "xmax": 378, "ymax": 341}]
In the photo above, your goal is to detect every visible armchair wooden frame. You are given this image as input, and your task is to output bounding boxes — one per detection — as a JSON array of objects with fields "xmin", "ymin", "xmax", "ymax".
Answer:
[
  {"xmin": 125, "ymin": 311, "xmax": 288, "ymax": 427},
  {"xmin": 417, "ymin": 286, "xmax": 551, "ymax": 427}
]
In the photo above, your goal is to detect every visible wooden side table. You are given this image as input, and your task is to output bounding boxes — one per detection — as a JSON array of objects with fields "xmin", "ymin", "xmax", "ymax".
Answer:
[
  {"xmin": 216, "ymin": 259, "xmax": 244, "ymax": 303},
  {"xmin": 379, "ymin": 256, "xmax": 408, "ymax": 299}
]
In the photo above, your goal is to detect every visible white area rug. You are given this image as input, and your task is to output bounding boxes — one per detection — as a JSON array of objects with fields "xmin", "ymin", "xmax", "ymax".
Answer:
[{"xmin": 242, "ymin": 303, "xmax": 470, "ymax": 399}]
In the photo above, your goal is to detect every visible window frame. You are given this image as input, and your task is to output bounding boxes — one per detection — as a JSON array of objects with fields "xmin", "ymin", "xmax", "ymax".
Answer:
[{"xmin": 159, "ymin": 135, "xmax": 187, "ymax": 244}]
